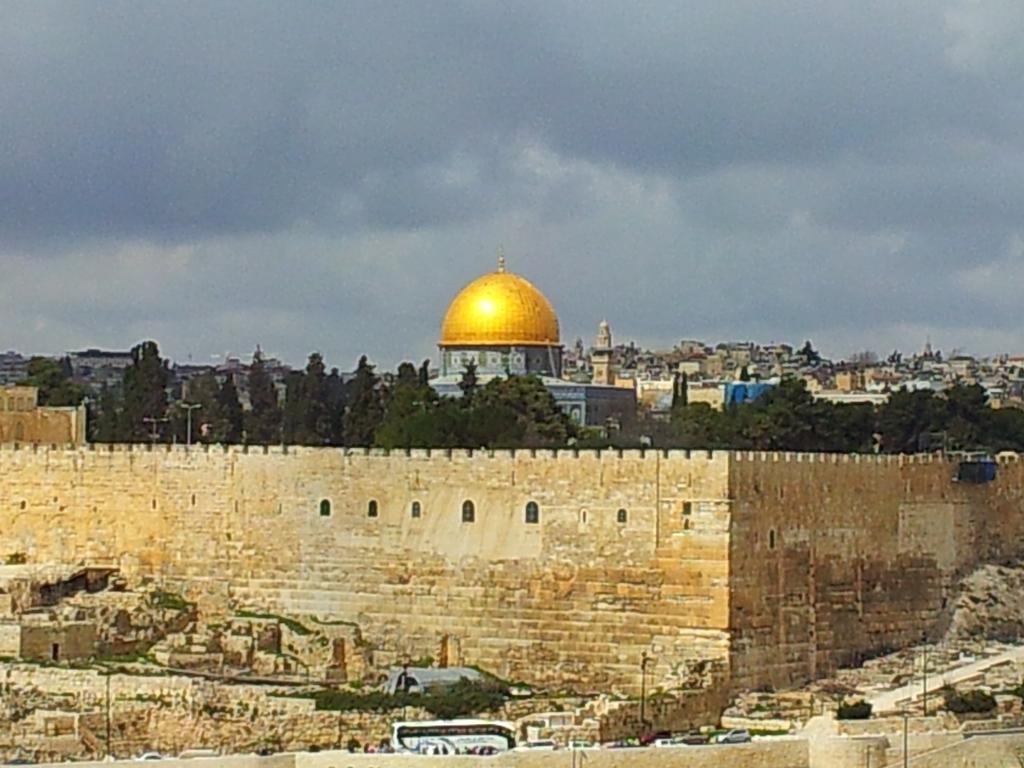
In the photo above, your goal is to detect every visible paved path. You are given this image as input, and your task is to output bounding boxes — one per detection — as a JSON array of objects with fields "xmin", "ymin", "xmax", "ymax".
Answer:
[{"xmin": 868, "ymin": 645, "xmax": 1024, "ymax": 713}]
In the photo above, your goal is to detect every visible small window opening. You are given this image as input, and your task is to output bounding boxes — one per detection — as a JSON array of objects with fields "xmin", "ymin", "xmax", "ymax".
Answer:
[
  {"xmin": 616, "ymin": 508, "xmax": 628, "ymax": 524},
  {"xmin": 368, "ymin": 499, "xmax": 379, "ymax": 518},
  {"xmin": 51, "ymin": 643, "xmax": 60, "ymax": 662},
  {"xmin": 319, "ymin": 499, "xmax": 331, "ymax": 517},
  {"xmin": 191, "ymin": 493, "xmax": 196, "ymax": 507},
  {"xmin": 152, "ymin": 498, "xmax": 157, "ymax": 510},
  {"xmin": 411, "ymin": 501, "xmax": 421, "ymax": 518},
  {"xmin": 525, "ymin": 501, "xmax": 540, "ymax": 524},
  {"xmin": 682, "ymin": 501, "xmax": 692, "ymax": 517},
  {"xmin": 462, "ymin": 500, "xmax": 475, "ymax": 523},
  {"xmin": 580, "ymin": 509, "xmax": 588, "ymax": 524},
  {"xmin": 769, "ymin": 529, "xmax": 776, "ymax": 550}
]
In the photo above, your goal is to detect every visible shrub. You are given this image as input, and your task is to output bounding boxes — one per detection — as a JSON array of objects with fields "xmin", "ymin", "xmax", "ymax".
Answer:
[
  {"xmin": 304, "ymin": 676, "xmax": 509, "ymax": 719},
  {"xmin": 943, "ymin": 688, "xmax": 996, "ymax": 715},
  {"xmin": 837, "ymin": 700, "xmax": 872, "ymax": 720},
  {"xmin": 5, "ymin": 552, "xmax": 27, "ymax": 565},
  {"xmin": 151, "ymin": 590, "xmax": 192, "ymax": 612}
]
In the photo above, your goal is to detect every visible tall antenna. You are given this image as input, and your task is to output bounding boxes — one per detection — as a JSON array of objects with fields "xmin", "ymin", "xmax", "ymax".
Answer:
[{"xmin": 497, "ymin": 245, "xmax": 506, "ymax": 273}]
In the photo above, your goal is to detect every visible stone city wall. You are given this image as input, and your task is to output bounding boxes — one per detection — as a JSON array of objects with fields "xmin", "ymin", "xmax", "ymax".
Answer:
[
  {"xmin": 728, "ymin": 452, "xmax": 1024, "ymax": 689},
  {"xmin": 0, "ymin": 405, "xmax": 85, "ymax": 446},
  {"xmin": 0, "ymin": 445, "xmax": 733, "ymax": 693},
  {"xmin": 1, "ymin": 445, "xmax": 1019, "ymax": 694}
]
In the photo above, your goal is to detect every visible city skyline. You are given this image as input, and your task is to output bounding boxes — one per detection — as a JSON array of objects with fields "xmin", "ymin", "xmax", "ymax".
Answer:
[{"xmin": 3, "ymin": 3, "xmax": 1024, "ymax": 367}]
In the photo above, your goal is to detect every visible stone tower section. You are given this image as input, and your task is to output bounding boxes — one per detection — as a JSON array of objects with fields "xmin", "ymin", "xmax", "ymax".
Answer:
[{"xmin": 591, "ymin": 320, "xmax": 614, "ymax": 386}]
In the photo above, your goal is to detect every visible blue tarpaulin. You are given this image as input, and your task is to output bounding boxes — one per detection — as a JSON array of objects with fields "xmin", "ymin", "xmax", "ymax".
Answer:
[{"xmin": 724, "ymin": 382, "xmax": 774, "ymax": 406}]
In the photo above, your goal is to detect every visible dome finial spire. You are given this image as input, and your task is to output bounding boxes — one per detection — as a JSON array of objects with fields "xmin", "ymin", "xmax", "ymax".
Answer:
[{"xmin": 497, "ymin": 245, "xmax": 506, "ymax": 273}]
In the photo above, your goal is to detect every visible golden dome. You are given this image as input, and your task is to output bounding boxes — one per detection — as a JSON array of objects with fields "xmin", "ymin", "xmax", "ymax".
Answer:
[{"xmin": 440, "ymin": 260, "xmax": 560, "ymax": 347}]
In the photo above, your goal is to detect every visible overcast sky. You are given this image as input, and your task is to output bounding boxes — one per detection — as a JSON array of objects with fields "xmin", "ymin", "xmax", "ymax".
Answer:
[{"xmin": 3, "ymin": 1, "xmax": 1024, "ymax": 370}]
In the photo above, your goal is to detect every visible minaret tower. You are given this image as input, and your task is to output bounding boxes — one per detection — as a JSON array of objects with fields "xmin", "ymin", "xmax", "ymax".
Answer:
[{"xmin": 591, "ymin": 320, "xmax": 614, "ymax": 386}]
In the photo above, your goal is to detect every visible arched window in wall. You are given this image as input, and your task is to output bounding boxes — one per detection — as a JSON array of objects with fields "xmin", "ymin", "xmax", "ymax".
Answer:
[
  {"xmin": 462, "ymin": 500, "xmax": 475, "ymax": 523},
  {"xmin": 368, "ymin": 499, "xmax": 379, "ymax": 518},
  {"xmin": 616, "ymin": 508, "xmax": 628, "ymax": 524},
  {"xmin": 769, "ymin": 529, "xmax": 777, "ymax": 550},
  {"xmin": 319, "ymin": 499, "xmax": 331, "ymax": 517},
  {"xmin": 525, "ymin": 501, "xmax": 540, "ymax": 524},
  {"xmin": 411, "ymin": 500, "xmax": 422, "ymax": 518}
]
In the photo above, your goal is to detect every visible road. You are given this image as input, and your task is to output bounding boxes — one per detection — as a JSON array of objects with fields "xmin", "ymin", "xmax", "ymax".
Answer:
[{"xmin": 868, "ymin": 645, "xmax": 1024, "ymax": 713}]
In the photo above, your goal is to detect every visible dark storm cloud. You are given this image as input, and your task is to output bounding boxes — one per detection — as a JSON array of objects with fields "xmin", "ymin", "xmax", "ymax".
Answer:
[{"xmin": 2, "ymin": 0, "xmax": 1024, "ymax": 363}]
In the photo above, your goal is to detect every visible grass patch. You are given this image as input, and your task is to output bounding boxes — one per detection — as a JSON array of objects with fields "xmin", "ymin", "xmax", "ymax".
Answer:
[
  {"xmin": 151, "ymin": 590, "xmax": 192, "ymax": 612},
  {"xmin": 236, "ymin": 610, "xmax": 312, "ymax": 636}
]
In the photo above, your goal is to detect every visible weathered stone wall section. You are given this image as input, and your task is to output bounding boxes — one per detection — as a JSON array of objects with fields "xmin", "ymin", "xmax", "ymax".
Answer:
[
  {"xmin": 0, "ymin": 445, "xmax": 732, "ymax": 692},
  {"xmin": 0, "ymin": 404, "xmax": 85, "ymax": 445},
  {"xmin": 3, "ymin": 445, "xmax": 1021, "ymax": 694},
  {"xmin": 727, "ymin": 452, "xmax": 1024, "ymax": 689}
]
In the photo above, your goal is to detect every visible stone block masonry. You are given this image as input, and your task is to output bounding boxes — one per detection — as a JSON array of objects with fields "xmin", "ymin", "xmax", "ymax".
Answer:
[{"xmin": 0, "ymin": 444, "xmax": 1020, "ymax": 695}]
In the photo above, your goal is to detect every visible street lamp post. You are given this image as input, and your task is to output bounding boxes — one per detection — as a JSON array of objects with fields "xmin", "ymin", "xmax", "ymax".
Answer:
[
  {"xmin": 105, "ymin": 672, "xmax": 112, "ymax": 760},
  {"xmin": 182, "ymin": 403, "xmax": 202, "ymax": 447},
  {"xmin": 902, "ymin": 710, "xmax": 909, "ymax": 768},
  {"xmin": 142, "ymin": 416, "xmax": 169, "ymax": 445},
  {"xmin": 921, "ymin": 642, "xmax": 929, "ymax": 717},
  {"xmin": 639, "ymin": 651, "xmax": 651, "ymax": 736}
]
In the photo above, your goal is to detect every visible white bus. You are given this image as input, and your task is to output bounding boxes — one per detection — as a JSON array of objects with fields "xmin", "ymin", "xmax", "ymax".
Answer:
[{"xmin": 390, "ymin": 719, "xmax": 517, "ymax": 755}]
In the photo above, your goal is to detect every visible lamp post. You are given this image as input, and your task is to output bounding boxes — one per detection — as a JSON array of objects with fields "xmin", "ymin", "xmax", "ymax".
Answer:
[
  {"xmin": 105, "ymin": 671, "xmax": 112, "ymax": 760},
  {"xmin": 402, "ymin": 659, "xmax": 411, "ymax": 720},
  {"xmin": 902, "ymin": 710, "xmax": 909, "ymax": 768},
  {"xmin": 921, "ymin": 641, "xmax": 929, "ymax": 717},
  {"xmin": 639, "ymin": 651, "xmax": 652, "ymax": 736},
  {"xmin": 142, "ymin": 416, "xmax": 169, "ymax": 445},
  {"xmin": 181, "ymin": 403, "xmax": 202, "ymax": 447}
]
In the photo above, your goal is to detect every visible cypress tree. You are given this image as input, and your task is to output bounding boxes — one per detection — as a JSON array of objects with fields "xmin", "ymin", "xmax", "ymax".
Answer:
[
  {"xmin": 121, "ymin": 341, "xmax": 169, "ymax": 441},
  {"xmin": 246, "ymin": 347, "xmax": 282, "ymax": 444},
  {"xmin": 215, "ymin": 375, "xmax": 244, "ymax": 443},
  {"xmin": 343, "ymin": 356, "xmax": 384, "ymax": 446}
]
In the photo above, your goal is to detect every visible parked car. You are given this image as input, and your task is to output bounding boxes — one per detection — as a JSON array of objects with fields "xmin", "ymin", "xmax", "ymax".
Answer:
[
  {"xmin": 567, "ymin": 740, "xmax": 599, "ymax": 750},
  {"xmin": 680, "ymin": 730, "xmax": 710, "ymax": 745},
  {"xmin": 717, "ymin": 729, "xmax": 752, "ymax": 744},
  {"xmin": 639, "ymin": 730, "xmax": 672, "ymax": 746},
  {"xmin": 652, "ymin": 737, "xmax": 691, "ymax": 748},
  {"xmin": 135, "ymin": 754, "xmax": 166, "ymax": 762}
]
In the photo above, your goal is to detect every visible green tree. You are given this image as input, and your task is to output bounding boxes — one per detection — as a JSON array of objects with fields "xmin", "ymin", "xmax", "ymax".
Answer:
[
  {"xmin": 417, "ymin": 359, "xmax": 431, "ymax": 387},
  {"xmin": 299, "ymin": 353, "xmax": 330, "ymax": 445},
  {"xmin": 121, "ymin": 341, "xmax": 170, "ymax": 442},
  {"xmin": 458, "ymin": 361, "xmax": 479, "ymax": 403},
  {"xmin": 876, "ymin": 389, "xmax": 943, "ymax": 453},
  {"xmin": 325, "ymin": 367, "xmax": 347, "ymax": 446},
  {"xmin": 245, "ymin": 347, "xmax": 282, "ymax": 444},
  {"xmin": 343, "ymin": 356, "xmax": 384, "ymax": 446},
  {"xmin": 942, "ymin": 384, "xmax": 989, "ymax": 450},
  {"xmin": 671, "ymin": 402, "xmax": 730, "ymax": 449},
  {"xmin": 90, "ymin": 385, "xmax": 122, "ymax": 442},
  {"xmin": 281, "ymin": 370, "xmax": 306, "ymax": 445},
  {"xmin": 468, "ymin": 375, "xmax": 575, "ymax": 448},
  {"xmin": 24, "ymin": 356, "xmax": 86, "ymax": 407},
  {"xmin": 214, "ymin": 375, "xmax": 244, "ymax": 443},
  {"xmin": 374, "ymin": 370, "xmax": 450, "ymax": 449},
  {"xmin": 671, "ymin": 372, "xmax": 688, "ymax": 411},
  {"xmin": 396, "ymin": 361, "xmax": 418, "ymax": 389}
]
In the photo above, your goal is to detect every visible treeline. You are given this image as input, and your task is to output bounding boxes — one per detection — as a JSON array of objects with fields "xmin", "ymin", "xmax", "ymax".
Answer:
[
  {"xmin": 666, "ymin": 378, "xmax": 1024, "ymax": 453},
  {"xmin": 78, "ymin": 342, "xmax": 575, "ymax": 448},
  {"xmin": 25, "ymin": 340, "xmax": 1024, "ymax": 454}
]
